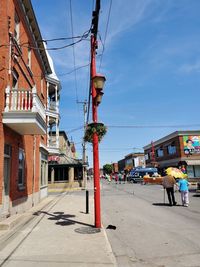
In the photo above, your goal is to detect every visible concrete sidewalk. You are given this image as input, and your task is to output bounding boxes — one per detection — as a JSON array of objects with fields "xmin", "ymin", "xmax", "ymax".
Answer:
[{"xmin": 0, "ymin": 182, "xmax": 117, "ymax": 266}]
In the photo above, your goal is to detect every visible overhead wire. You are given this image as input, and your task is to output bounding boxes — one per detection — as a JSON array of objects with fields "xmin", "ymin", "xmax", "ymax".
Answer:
[
  {"xmin": 58, "ymin": 63, "xmax": 90, "ymax": 77},
  {"xmin": 107, "ymin": 124, "xmax": 200, "ymax": 128},
  {"xmin": 98, "ymin": 0, "xmax": 112, "ymax": 72},
  {"xmin": 2, "ymin": 29, "xmax": 91, "ymax": 51},
  {"xmin": 69, "ymin": 0, "xmax": 79, "ymax": 103},
  {"xmin": 65, "ymin": 123, "xmax": 200, "ymax": 133}
]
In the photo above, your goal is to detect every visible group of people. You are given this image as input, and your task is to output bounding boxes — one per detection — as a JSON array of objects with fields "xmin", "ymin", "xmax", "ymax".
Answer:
[
  {"xmin": 105, "ymin": 172, "xmax": 126, "ymax": 184},
  {"xmin": 162, "ymin": 174, "xmax": 189, "ymax": 207},
  {"xmin": 104, "ymin": 170, "xmax": 190, "ymax": 207}
]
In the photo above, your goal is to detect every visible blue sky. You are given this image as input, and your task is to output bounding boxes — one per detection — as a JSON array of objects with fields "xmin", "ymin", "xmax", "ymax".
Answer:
[{"xmin": 32, "ymin": 0, "xmax": 200, "ymax": 167}]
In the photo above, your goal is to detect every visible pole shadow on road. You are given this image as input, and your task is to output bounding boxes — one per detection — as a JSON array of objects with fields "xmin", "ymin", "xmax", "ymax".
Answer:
[
  {"xmin": 193, "ymin": 194, "xmax": 200, "ymax": 197},
  {"xmin": 33, "ymin": 210, "xmax": 94, "ymax": 227},
  {"xmin": 152, "ymin": 203, "xmax": 182, "ymax": 207},
  {"xmin": 152, "ymin": 203, "xmax": 171, "ymax": 206}
]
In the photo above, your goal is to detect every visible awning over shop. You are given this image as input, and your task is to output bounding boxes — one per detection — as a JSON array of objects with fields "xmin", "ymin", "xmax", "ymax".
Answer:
[{"xmin": 186, "ymin": 160, "xmax": 200, "ymax": 166}]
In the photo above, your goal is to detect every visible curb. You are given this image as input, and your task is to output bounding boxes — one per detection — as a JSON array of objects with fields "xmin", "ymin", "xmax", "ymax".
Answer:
[
  {"xmin": 48, "ymin": 187, "xmax": 82, "ymax": 193},
  {"xmin": 0, "ymin": 213, "xmax": 27, "ymax": 230},
  {"xmin": 0, "ymin": 196, "xmax": 55, "ymax": 232},
  {"xmin": 102, "ymin": 225, "xmax": 118, "ymax": 266}
]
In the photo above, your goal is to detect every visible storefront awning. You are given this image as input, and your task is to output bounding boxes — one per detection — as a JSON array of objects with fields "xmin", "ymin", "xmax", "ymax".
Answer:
[{"xmin": 186, "ymin": 160, "xmax": 200, "ymax": 166}]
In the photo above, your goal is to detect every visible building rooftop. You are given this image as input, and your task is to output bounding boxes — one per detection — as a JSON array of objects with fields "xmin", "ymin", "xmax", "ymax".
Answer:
[{"xmin": 143, "ymin": 130, "xmax": 200, "ymax": 150}]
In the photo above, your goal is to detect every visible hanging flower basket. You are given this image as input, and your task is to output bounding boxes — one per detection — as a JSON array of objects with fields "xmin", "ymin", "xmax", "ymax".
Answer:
[{"xmin": 84, "ymin": 122, "xmax": 107, "ymax": 143}]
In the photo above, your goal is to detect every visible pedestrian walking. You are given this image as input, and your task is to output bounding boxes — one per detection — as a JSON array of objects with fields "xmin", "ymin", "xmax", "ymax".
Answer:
[
  {"xmin": 118, "ymin": 172, "xmax": 122, "ymax": 184},
  {"xmin": 114, "ymin": 173, "xmax": 118, "ymax": 184},
  {"xmin": 178, "ymin": 178, "xmax": 189, "ymax": 207},
  {"xmin": 105, "ymin": 173, "xmax": 111, "ymax": 183},
  {"xmin": 123, "ymin": 172, "xmax": 126, "ymax": 184},
  {"xmin": 162, "ymin": 174, "xmax": 177, "ymax": 206}
]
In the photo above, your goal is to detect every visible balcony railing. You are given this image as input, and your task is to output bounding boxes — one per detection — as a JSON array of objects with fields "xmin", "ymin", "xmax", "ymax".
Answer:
[
  {"xmin": 47, "ymin": 136, "xmax": 59, "ymax": 154},
  {"xmin": 46, "ymin": 99, "xmax": 59, "ymax": 119},
  {"xmin": 3, "ymin": 86, "xmax": 46, "ymax": 135}
]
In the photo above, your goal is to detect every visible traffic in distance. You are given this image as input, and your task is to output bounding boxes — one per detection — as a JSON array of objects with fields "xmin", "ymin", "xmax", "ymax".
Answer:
[{"xmin": 127, "ymin": 167, "xmax": 159, "ymax": 183}]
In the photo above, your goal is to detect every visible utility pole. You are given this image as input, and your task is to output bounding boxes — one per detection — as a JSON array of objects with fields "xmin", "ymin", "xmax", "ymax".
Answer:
[
  {"xmin": 82, "ymin": 100, "xmax": 87, "ymax": 188},
  {"xmin": 151, "ymin": 141, "xmax": 156, "ymax": 167},
  {"xmin": 77, "ymin": 100, "xmax": 88, "ymax": 188},
  {"xmin": 91, "ymin": 0, "xmax": 101, "ymax": 228}
]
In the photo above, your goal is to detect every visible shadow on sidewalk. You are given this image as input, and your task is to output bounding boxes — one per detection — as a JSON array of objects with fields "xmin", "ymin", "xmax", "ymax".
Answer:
[
  {"xmin": 193, "ymin": 194, "xmax": 200, "ymax": 197},
  {"xmin": 152, "ymin": 203, "xmax": 170, "ymax": 206},
  {"xmin": 33, "ymin": 211, "xmax": 94, "ymax": 227},
  {"xmin": 152, "ymin": 203, "xmax": 182, "ymax": 207}
]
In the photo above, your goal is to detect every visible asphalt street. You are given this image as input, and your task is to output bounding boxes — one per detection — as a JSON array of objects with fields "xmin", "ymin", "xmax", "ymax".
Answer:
[{"xmin": 101, "ymin": 180, "xmax": 200, "ymax": 267}]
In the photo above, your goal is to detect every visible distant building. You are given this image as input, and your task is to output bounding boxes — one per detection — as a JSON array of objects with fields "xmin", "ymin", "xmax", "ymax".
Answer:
[
  {"xmin": 112, "ymin": 163, "xmax": 118, "ymax": 173},
  {"xmin": 144, "ymin": 131, "xmax": 200, "ymax": 178},
  {"xmin": 48, "ymin": 131, "xmax": 83, "ymax": 188},
  {"xmin": 124, "ymin": 153, "xmax": 145, "ymax": 171},
  {"xmin": 118, "ymin": 158, "xmax": 126, "ymax": 173}
]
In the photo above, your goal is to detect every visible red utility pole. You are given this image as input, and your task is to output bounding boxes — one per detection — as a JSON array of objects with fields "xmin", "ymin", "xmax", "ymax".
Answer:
[
  {"xmin": 151, "ymin": 141, "xmax": 155, "ymax": 166},
  {"xmin": 91, "ymin": 0, "xmax": 101, "ymax": 228}
]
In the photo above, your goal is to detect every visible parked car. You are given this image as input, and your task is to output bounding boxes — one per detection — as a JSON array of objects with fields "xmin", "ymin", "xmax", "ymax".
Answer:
[{"xmin": 129, "ymin": 168, "xmax": 158, "ymax": 183}]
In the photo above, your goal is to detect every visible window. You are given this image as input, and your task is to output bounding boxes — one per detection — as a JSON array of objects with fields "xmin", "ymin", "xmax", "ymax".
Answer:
[
  {"xmin": 156, "ymin": 148, "xmax": 164, "ymax": 157},
  {"xmin": 40, "ymin": 152, "xmax": 48, "ymax": 187},
  {"xmin": 194, "ymin": 166, "xmax": 200, "ymax": 177},
  {"xmin": 4, "ymin": 144, "xmax": 12, "ymax": 156},
  {"xmin": 27, "ymin": 47, "xmax": 31, "ymax": 68},
  {"xmin": 14, "ymin": 12, "xmax": 20, "ymax": 43},
  {"xmin": 167, "ymin": 145, "xmax": 176, "ymax": 155},
  {"xmin": 12, "ymin": 68, "xmax": 19, "ymax": 89},
  {"xmin": 145, "ymin": 154, "xmax": 149, "ymax": 160},
  {"xmin": 187, "ymin": 166, "xmax": 194, "ymax": 178},
  {"xmin": 41, "ymin": 78, "xmax": 44, "ymax": 96},
  {"xmin": 18, "ymin": 149, "xmax": 25, "ymax": 187},
  {"xmin": 4, "ymin": 144, "xmax": 12, "ymax": 195}
]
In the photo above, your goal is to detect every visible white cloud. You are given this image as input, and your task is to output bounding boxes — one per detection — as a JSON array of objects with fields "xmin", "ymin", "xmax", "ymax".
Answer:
[
  {"xmin": 179, "ymin": 61, "xmax": 200, "ymax": 74},
  {"xmin": 99, "ymin": 0, "xmax": 154, "ymax": 45}
]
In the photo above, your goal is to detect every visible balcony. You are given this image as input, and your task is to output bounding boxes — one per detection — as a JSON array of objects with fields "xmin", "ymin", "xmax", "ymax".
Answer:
[
  {"xmin": 46, "ymin": 99, "xmax": 59, "ymax": 120},
  {"xmin": 47, "ymin": 136, "xmax": 59, "ymax": 154},
  {"xmin": 3, "ymin": 86, "xmax": 47, "ymax": 135}
]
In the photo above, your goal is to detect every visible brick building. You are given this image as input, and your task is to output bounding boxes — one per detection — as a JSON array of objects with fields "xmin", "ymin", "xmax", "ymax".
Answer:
[
  {"xmin": 144, "ymin": 131, "xmax": 200, "ymax": 178},
  {"xmin": 0, "ymin": 0, "xmax": 59, "ymax": 219},
  {"xmin": 124, "ymin": 153, "xmax": 145, "ymax": 171},
  {"xmin": 48, "ymin": 131, "xmax": 83, "ymax": 190}
]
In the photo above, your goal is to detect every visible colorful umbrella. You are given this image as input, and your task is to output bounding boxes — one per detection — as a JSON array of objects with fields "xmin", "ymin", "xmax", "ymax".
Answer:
[{"xmin": 166, "ymin": 167, "xmax": 187, "ymax": 178}]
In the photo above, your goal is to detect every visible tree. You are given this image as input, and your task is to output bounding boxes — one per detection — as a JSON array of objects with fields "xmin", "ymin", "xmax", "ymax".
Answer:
[{"xmin": 103, "ymin": 164, "xmax": 112, "ymax": 174}]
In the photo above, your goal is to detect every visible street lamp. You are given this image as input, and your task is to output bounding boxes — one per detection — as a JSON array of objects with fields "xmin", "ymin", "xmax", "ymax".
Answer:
[
  {"xmin": 93, "ymin": 74, "xmax": 106, "ymax": 106},
  {"xmin": 92, "ymin": 74, "xmax": 106, "ymax": 91},
  {"xmin": 95, "ymin": 91, "xmax": 104, "ymax": 105}
]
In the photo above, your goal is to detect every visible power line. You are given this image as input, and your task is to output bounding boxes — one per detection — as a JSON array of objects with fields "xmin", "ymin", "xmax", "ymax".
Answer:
[
  {"xmin": 56, "ymin": 63, "xmax": 90, "ymax": 77},
  {"xmin": 66, "ymin": 126, "xmax": 84, "ymax": 133},
  {"xmin": 107, "ymin": 124, "xmax": 200, "ymax": 129},
  {"xmin": 0, "ymin": 30, "xmax": 91, "ymax": 49},
  {"xmin": 69, "ymin": 0, "xmax": 79, "ymax": 103},
  {"xmin": 65, "ymin": 123, "xmax": 200, "ymax": 134},
  {"xmin": 98, "ymin": 0, "xmax": 112, "ymax": 71},
  {"xmin": 7, "ymin": 29, "xmax": 91, "ymax": 51}
]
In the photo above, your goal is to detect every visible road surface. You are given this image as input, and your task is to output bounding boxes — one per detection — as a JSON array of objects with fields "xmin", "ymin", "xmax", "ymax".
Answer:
[{"xmin": 101, "ymin": 180, "xmax": 200, "ymax": 267}]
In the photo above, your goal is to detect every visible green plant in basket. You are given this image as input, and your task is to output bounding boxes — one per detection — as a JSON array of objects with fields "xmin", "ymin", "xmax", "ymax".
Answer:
[{"xmin": 84, "ymin": 122, "xmax": 107, "ymax": 143}]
